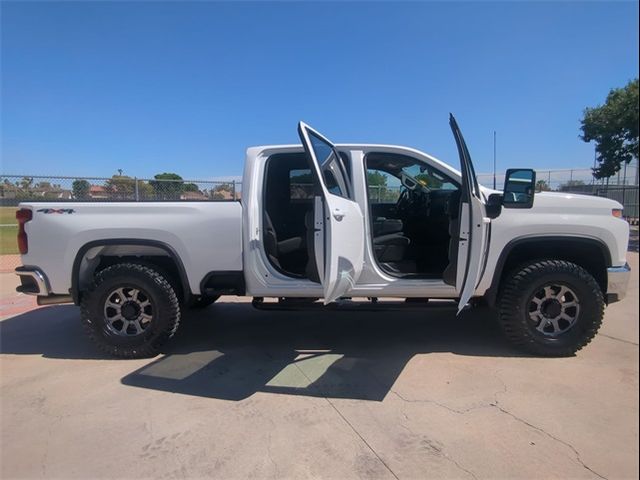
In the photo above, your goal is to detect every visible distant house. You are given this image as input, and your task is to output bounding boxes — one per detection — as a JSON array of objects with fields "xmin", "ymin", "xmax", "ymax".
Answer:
[
  {"xmin": 212, "ymin": 189, "xmax": 241, "ymax": 200},
  {"xmin": 180, "ymin": 191, "xmax": 208, "ymax": 201},
  {"xmin": 89, "ymin": 185, "xmax": 109, "ymax": 199}
]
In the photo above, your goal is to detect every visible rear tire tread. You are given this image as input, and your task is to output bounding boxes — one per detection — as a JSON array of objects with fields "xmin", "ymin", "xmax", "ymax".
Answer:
[{"xmin": 80, "ymin": 263, "xmax": 181, "ymax": 358}]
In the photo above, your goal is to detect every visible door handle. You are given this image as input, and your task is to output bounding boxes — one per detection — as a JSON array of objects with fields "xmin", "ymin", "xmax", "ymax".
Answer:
[{"xmin": 332, "ymin": 209, "xmax": 346, "ymax": 221}]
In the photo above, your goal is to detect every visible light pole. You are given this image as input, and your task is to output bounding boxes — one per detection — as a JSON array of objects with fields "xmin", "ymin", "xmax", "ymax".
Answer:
[{"xmin": 493, "ymin": 131, "xmax": 497, "ymax": 190}]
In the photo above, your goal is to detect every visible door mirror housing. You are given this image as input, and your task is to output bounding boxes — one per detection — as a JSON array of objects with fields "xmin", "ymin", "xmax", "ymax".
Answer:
[
  {"xmin": 503, "ymin": 169, "xmax": 536, "ymax": 209},
  {"xmin": 486, "ymin": 193, "xmax": 503, "ymax": 219}
]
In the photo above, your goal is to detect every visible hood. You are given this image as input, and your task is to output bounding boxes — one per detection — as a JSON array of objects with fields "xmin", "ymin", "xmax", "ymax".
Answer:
[
  {"xmin": 526, "ymin": 191, "xmax": 624, "ymax": 219},
  {"xmin": 480, "ymin": 186, "xmax": 623, "ymax": 215}
]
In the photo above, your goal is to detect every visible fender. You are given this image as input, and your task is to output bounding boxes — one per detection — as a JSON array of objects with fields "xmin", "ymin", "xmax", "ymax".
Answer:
[
  {"xmin": 484, "ymin": 235, "xmax": 612, "ymax": 306},
  {"xmin": 70, "ymin": 239, "xmax": 192, "ymax": 304}
]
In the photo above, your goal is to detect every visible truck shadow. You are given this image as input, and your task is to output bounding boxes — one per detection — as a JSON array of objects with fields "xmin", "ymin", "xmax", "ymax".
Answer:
[
  {"xmin": 122, "ymin": 302, "xmax": 524, "ymax": 401},
  {"xmin": 0, "ymin": 305, "xmax": 110, "ymax": 360},
  {"xmin": 0, "ymin": 301, "xmax": 525, "ymax": 401}
]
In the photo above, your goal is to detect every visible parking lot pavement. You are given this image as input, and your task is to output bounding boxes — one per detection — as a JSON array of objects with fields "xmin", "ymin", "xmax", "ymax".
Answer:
[{"xmin": 0, "ymin": 255, "xmax": 637, "ymax": 479}]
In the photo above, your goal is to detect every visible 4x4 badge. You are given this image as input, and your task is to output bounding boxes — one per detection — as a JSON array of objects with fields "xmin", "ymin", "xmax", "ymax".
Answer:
[{"xmin": 36, "ymin": 208, "xmax": 75, "ymax": 214}]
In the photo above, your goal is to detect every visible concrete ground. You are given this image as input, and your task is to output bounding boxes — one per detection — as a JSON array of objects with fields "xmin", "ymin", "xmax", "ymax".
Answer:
[{"xmin": 0, "ymin": 255, "xmax": 638, "ymax": 479}]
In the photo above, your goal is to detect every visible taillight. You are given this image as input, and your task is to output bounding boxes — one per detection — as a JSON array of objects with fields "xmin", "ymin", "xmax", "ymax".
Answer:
[
  {"xmin": 16, "ymin": 209, "xmax": 32, "ymax": 254},
  {"xmin": 612, "ymin": 208, "xmax": 623, "ymax": 218}
]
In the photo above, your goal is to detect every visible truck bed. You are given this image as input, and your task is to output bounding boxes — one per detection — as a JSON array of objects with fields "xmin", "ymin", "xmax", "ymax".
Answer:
[{"xmin": 18, "ymin": 201, "xmax": 243, "ymax": 295}]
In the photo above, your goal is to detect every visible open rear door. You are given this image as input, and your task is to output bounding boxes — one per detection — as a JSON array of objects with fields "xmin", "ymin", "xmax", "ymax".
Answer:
[
  {"xmin": 298, "ymin": 122, "xmax": 365, "ymax": 304},
  {"xmin": 449, "ymin": 114, "xmax": 490, "ymax": 313}
]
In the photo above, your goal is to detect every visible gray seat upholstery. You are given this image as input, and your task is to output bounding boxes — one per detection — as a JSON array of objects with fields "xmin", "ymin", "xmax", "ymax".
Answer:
[
  {"xmin": 372, "ymin": 217, "xmax": 410, "ymax": 263},
  {"xmin": 264, "ymin": 211, "xmax": 304, "ymax": 268}
]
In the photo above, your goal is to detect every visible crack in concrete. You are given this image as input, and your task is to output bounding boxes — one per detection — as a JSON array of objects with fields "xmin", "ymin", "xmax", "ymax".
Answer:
[
  {"xmin": 265, "ymin": 431, "xmax": 280, "ymax": 480},
  {"xmin": 390, "ymin": 389, "xmax": 491, "ymax": 415},
  {"xmin": 489, "ymin": 370, "xmax": 606, "ymax": 479},
  {"xmin": 491, "ymin": 405, "xmax": 607, "ymax": 480},
  {"xmin": 598, "ymin": 333, "xmax": 639, "ymax": 346},
  {"xmin": 399, "ymin": 416, "xmax": 478, "ymax": 480},
  {"xmin": 292, "ymin": 363, "xmax": 399, "ymax": 480},
  {"xmin": 390, "ymin": 371, "xmax": 607, "ymax": 480}
]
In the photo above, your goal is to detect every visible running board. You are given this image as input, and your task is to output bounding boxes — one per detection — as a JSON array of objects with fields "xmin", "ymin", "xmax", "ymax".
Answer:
[{"xmin": 251, "ymin": 297, "xmax": 457, "ymax": 312}]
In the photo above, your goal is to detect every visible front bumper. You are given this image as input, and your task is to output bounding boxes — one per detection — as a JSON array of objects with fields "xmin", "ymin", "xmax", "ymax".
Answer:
[{"xmin": 607, "ymin": 263, "xmax": 631, "ymax": 303}]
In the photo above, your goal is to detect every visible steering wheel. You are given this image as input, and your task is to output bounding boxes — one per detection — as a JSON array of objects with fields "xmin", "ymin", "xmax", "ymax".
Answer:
[{"xmin": 396, "ymin": 187, "xmax": 412, "ymax": 218}]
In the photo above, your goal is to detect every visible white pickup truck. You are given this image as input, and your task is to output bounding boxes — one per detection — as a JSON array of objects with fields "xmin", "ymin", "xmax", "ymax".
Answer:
[{"xmin": 15, "ymin": 116, "xmax": 630, "ymax": 358}]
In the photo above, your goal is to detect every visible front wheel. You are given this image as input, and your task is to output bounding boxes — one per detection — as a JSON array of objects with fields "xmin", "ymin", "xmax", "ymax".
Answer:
[
  {"xmin": 80, "ymin": 263, "xmax": 181, "ymax": 358},
  {"xmin": 497, "ymin": 260, "xmax": 604, "ymax": 356}
]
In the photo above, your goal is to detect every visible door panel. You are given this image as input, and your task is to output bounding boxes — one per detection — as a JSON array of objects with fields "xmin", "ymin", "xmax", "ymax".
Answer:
[
  {"xmin": 449, "ymin": 115, "xmax": 490, "ymax": 313},
  {"xmin": 298, "ymin": 122, "xmax": 365, "ymax": 304}
]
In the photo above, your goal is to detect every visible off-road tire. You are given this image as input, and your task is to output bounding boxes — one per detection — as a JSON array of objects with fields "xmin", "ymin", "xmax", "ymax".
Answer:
[
  {"xmin": 80, "ymin": 263, "xmax": 181, "ymax": 358},
  {"xmin": 188, "ymin": 295, "xmax": 220, "ymax": 309},
  {"xmin": 498, "ymin": 260, "xmax": 604, "ymax": 356}
]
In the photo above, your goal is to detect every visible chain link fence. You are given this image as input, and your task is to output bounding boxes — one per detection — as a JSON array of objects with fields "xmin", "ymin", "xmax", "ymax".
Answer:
[
  {"xmin": 1, "ymin": 167, "xmax": 638, "ymax": 271},
  {"xmin": 0, "ymin": 175, "xmax": 241, "ymax": 206},
  {"xmin": 477, "ymin": 165, "xmax": 639, "ymax": 223},
  {"xmin": 0, "ymin": 175, "xmax": 242, "ymax": 270}
]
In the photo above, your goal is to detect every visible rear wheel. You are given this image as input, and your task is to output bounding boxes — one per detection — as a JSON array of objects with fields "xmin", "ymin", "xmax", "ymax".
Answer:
[
  {"xmin": 80, "ymin": 263, "xmax": 181, "ymax": 358},
  {"xmin": 497, "ymin": 260, "xmax": 604, "ymax": 356}
]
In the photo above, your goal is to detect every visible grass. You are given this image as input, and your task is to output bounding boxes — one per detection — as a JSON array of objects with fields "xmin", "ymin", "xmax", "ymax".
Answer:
[
  {"xmin": 0, "ymin": 206, "xmax": 17, "ymax": 225},
  {"xmin": 0, "ymin": 226, "xmax": 19, "ymax": 255},
  {"xmin": 0, "ymin": 207, "xmax": 19, "ymax": 255}
]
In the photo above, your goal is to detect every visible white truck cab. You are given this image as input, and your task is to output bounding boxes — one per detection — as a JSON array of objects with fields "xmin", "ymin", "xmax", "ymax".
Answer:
[{"xmin": 15, "ymin": 116, "xmax": 631, "ymax": 358}]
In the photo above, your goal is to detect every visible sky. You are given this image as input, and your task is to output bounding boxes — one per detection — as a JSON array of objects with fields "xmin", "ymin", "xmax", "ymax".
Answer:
[{"xmin": 1, "ymin": 1, "xmax": 638, "ymax": 180}]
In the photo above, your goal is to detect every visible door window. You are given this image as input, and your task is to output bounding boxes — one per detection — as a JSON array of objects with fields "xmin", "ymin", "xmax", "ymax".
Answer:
[
  {"xmin": 306, "ymin": 130, "xmax": 352, "ymax": 199},
  {"xmin": 366, "ymin": 169, "xmax": 402, "ymax": 204},
  {"xmin": 289, "ymin": 169, "xmax": 315, "ymax": 200}
]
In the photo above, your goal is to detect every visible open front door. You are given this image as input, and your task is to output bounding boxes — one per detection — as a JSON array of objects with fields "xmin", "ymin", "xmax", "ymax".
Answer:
[
  {"xmin": 449, "ymin": 114, "xmax": 490, "ymax": 313},
  {"xmin": 298, "ymin": 122, "xmax": 365, "ymax": 304}
]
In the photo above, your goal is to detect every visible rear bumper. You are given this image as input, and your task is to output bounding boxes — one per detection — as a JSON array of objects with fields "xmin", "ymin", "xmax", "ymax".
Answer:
[
  {"xmin": 15, "ymin": 266, "xmax": 73, "ymax": 305},
  {"xmin": 15, "ymin": 266, "xmax": 50, "ymax": 296},
  {"xmin": 607, "ymin": 263, "xmax": 631, "ymax": 303}
]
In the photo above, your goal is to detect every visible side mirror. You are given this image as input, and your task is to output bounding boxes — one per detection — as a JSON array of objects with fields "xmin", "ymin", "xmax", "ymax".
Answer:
[
  {"xmin": 503, "ymin": 168, "xmax": 536, "ymax": 209},
  {"xmin": 486, "ymin": 193, "xmax": 503, "ymax": 219}
]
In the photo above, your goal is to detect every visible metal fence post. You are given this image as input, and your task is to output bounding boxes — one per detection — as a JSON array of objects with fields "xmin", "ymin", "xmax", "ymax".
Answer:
[
  {"xmin": 232, "ymin": 180, "xmax": 236, "ymax": 200},
  {"xmin": 135, "ymin": 177, "xmax": 139, "ymax": 201}
]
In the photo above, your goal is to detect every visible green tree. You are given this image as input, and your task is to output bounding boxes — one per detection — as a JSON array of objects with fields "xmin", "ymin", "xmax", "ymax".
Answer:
[
  {"xmin": 72, "ymin": 179, "xmax": 91, "ymax": 200},
  {"xmin": 19, "ymin": 177, "xmax": 33, "ymax": 191},
  {"xmin": 183, "ymin": 182, "xmax": 199, "ymax": 192},
  {"xmin": 367, "ymin": 171, "xmax": 388, "ymax": 187},
  {"xmin": 535, "ymin": 179, "xmax": 550, "ymax": 192},
  {"xmin": 580, "ymin": 78, "xmax": 639, "ymax": 179},
  {"xmin": 105, "ymin": 175, "xmax": 136, "ymax": 199},
  {"xmin": 149, "ymin": 172, "xmax": 184, "ymax": 200}
]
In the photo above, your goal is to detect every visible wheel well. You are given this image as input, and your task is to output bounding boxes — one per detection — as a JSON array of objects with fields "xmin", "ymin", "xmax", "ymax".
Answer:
[
  {"xmin": 72, "ymin": 241, "xmax": 191, "ymax": 304},
  {"xmin": 487, "ymin": 237, "xmax": 609, "ymax": 306}
]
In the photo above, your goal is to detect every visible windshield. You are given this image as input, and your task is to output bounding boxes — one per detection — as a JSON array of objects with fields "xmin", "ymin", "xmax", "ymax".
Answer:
[{"xmin": 400, "ymin": 163, "xmax": 458, "ymax": 191}]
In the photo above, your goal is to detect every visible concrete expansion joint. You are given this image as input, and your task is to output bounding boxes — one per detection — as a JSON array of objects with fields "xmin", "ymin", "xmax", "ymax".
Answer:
[{"xmin": 291, "ymin": 362, "xmax": 400, "ymax": 480}]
